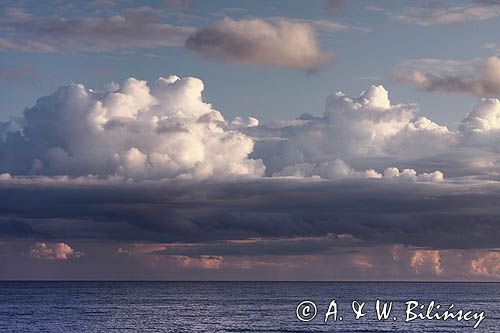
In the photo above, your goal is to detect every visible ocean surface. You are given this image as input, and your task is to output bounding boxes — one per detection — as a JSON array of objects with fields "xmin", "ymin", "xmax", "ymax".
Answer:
[{"xmin": 0, "ymin": 282, "xmax": 498, "ymax": 332}]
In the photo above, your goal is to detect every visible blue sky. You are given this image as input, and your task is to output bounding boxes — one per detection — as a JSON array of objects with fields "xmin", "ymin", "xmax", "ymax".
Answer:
[{"xmin": 1, "ymin": 0, "xmax": 498, "ymax": 127}]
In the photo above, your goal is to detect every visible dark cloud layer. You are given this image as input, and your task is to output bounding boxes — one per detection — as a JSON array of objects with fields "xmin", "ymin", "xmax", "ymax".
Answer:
[{"xmin": 0, "ymin": 178, "xmax": 499, "ymax": 252}]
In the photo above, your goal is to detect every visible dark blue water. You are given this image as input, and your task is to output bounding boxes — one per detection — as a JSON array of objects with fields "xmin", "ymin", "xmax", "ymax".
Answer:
[{"xmin": 0, "ymin": 282, "xmax": 498, "ymax": 332}]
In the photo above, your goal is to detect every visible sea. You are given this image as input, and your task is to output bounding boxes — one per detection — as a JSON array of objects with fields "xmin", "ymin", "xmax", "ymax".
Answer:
[{"xmin": 0, "ymin": 282, "xmax": 498, "ymax": 332}]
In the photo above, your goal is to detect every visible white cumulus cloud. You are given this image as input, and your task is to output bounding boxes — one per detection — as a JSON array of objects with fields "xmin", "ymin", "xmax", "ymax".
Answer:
[
  {"xmin": 249, "ymin": 85, "xmax": 454, "ymax": 175},
  {"xmin": 273, "ymin": 159, "xmax": 382, "ymax": 180},
  {"xmin": 0, "ymin": 75, "xmax": 265, "ymax": 180},
  {"xmin": 273, "ymin": 159, "xmax": 443, "ymax": 183},
  {"xmin": 6, "ymin": 76, "xmax": 500, "ymax": 182}
]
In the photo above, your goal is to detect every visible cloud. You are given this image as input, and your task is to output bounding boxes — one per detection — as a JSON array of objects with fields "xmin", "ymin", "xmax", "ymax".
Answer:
[
  {"xmin": 0, "ymin": 7, "xmax": 366, "ymax": 72},
  {"xmin": 273, "ymin": 159, "xmax": 382, "ymax": 179},
  {"xmin": 0, "ymin": 9, "xmax": 195, "ymax": 53},
  {"xmin": 460, "ymin": 98, "xmax": 500, "ymax": 134},
  {"xmin": 394, "ymin": 57, "xmax": 500, "ymax": 98},
  {"xmin": 185, "ymin": 17, "xmax": 334, "ymax": 71},
  {"xmin": 0, "ymin": 75, "xmax": 264, "ymax": 180},
  {"xmin": 2, "ymin": 239, "xmax": 498, "ymax": 280},
  {"xmin": 0, "ymin": 220, "xmax": 38, "ymax": 237},
  {"xmin": 483, "ymin": 42, "xmax": 500, "ymax": 54},
  {"xmin": 247, "ymin": 82, "xmax": 500, "ymax": 180},
  {"xmin": 6, "ymin": 76, "xmax": 500, "ymax": 183},
  {"xmin": 30, "ymin": 242, "xmax": 83, "ymax": 260},
  {"xmin": 248, "ymin": 85, "xmax": 455, "ymax": 175},
  {"xmin": 389, "ymin": 1, "xmax": 500, "ymax": 26},
  {"xmin": 170, "ymin": 255, "xmax": 223, "ymax": 269},
  {"xmin": 1, "ymin": 178, "xmax": 499, "ymax": 251},
  {"xmin": 458, "ymin": 98, "xmax": 500, "ymax": 151},
  {"xmin": 115, "ymin": 242, "xmax": 223, "ymax": 269},
  {"xmin": 0, "ymin": 37, "xmax": 56, "ymax": 53},
  {"xmin": 3, "ymin": 75, "xmax": 500, "ymax": 183},
  {"xmin": 292, "ymin": 18, "xmax": 371, "ymax": 33},
  {"xmin": 116, "ymin": 243, "xmax": 168, "ymax": 255},
  {"xmin": 391, "ymin": 247, "xmax": 500, "ymax": 279},
  {"xmin": 272, "ymin": 159, "xmax": 443, "ymax": 183},
  {"xmin": 1, "ymin": 75, "xmax": 500, "ymax": 280},
  {"xmin": 469, "ymin": 251, "xmax": 500, "ymax": 277},
  {"xmin": 151, "ymin": 234, "xmax": 361, "ymax": 257},
  {"xmin": 410, "ymin": 250, "xmax": 443, "ymax": 275}
]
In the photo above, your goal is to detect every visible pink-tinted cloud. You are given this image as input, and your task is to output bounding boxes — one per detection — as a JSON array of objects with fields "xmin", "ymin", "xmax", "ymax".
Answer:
[
  {"xmin": 30, "ymin": 242, "xmax": 83, "ymax": 260},
  {"xmin": 409, "ymin": 250, "xmax": 443, "ymax": 276}
]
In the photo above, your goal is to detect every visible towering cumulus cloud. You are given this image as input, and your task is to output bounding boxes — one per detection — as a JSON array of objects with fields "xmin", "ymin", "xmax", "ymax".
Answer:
[
  {"xmin": 249, "ymin": 85, "xmax": 452, "ymax": 176},
  {"xmin": 0, "ymin": 80, "xmax": 452, "ymax": 182},
  {"xmin": 0, "ymin": 76, "xmax": 264, "ymax": 180},
  {"xmin": 6, "ymin": 76, "xmax": 500, "ymax": 181}
]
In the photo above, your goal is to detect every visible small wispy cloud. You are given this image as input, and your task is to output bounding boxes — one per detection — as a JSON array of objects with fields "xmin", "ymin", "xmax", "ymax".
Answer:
[
  {"xmin": 483, "ymin": 42, "xmax": 500, "ymax": 54},
  {"xmin": 385, "ymin": 1, "xmax": 500, "ymax": 26}
]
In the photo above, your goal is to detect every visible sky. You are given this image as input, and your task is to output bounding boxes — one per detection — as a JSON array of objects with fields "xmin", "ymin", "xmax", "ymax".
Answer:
[{"xmin": 0, "ymin": 0, "xmax": 499, "ymax": 281}]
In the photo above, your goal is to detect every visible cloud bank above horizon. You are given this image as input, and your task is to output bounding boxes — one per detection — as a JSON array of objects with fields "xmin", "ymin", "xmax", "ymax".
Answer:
[{"xmin": 0, "ymin": 74, "xmax": 499, "ymax": 280}]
